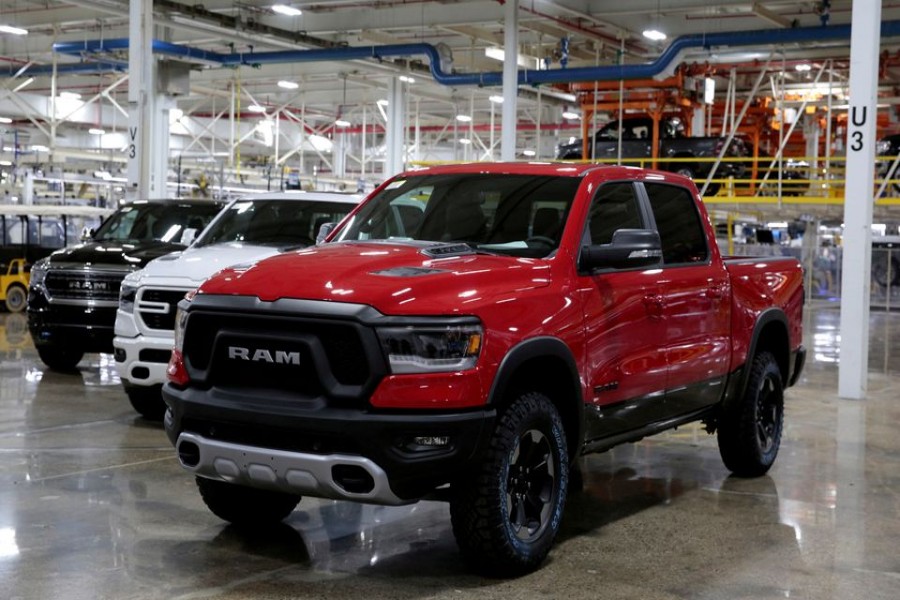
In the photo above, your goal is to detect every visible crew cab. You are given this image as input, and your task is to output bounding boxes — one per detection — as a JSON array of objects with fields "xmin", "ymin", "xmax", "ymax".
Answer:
[
  {"xmin": 557, "ymin": 117, "xmax": 746, "ymax": 194},
  {"xmin": 27, "ymin": 199, "xmax": 223, "ymax": 371},
  {"xmin": 113, "ymin": 191, "xmax": 360, "ymax": 419},
  {"xmin": 162, "ymin": 163, "xmax": 805, "ymax": 575}
]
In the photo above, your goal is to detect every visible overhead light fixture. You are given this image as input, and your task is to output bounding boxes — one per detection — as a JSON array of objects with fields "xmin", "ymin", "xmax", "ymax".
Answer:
[
  {"xmin": 795, "ymin": 63, "xmax": 812, "ymax": 72},
  {"xmin": 0, "ymin": 117, "xmax": 11, "ymax": 124},
  {"xmin": 247, "ymin": 104, "xmax": 267, "ymax": 113},
  {"xmin": 642, "ymin": 29, "xmax": 666, "ymax": 41},
  {"xmin": 59, "ymin": 91, "xmax": 82, "ymax": 100},
  {"xmin": 89, "ymin": 128, "xmax": 106, "ymax": 135},
  {"xmin": 456, "ymin": 114, "xmax": 472, "ymax": 123},
  {"xmin": 399, "ymin": 75, "xmax": 415, "ymax": 84},
  {"xmin": 489, "ymin": 95, "xmax": 504, "ymax": 104},
  {"xmin": 458, "ymin": 138, "xmax": 472, "ymax": 145},
  {"xmin": 271, "ymin": 4, "xmax": 302, "ymax": 16},
  {"xmin": 562, "ymin": 109, "xmax": 580, "ymax": 120},
  {"xmin": 0, "ymin": 25, "xmax": 28, "ymax": 36},
  {"xmin": 484, "ymin": 47, "xmax": 537, "ymax": 69},
  {"xmin": 278, "ymin": 80, "xmax": 299, "ymax": 90},
  {"xmin": 376, "ymin": 99, "xmax": 389, "ymax": 106},
  {"xmin": 335, "ymin": 119, "xmax": 351, "ymax": 127},
  {"xmin": 522, "ymin": 149, "xmax": 536, "ymax": 157},
  {"xmin": 0, "ymin": 161, "xmax": 11, "ymax": 167},
  {"xmin": 31, "ymin": 145, "xmax": 49, "ymax": 152}
]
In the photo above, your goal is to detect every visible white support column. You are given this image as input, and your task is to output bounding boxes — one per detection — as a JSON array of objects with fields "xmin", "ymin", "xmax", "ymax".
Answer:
[
  {"xmin": 839, "ymin": 0, "xmax": 882, "ymax": 399},
  {"xmin": 127, "ymin": 0, "xmax": 170, "ymax": 200},
  {"xmin": 385, "ymin": 77, "xmax": 405, "ymax": 176},
  {"xmin": 500, "ymin": 0, "xmax": 518, "ymax": 161}
]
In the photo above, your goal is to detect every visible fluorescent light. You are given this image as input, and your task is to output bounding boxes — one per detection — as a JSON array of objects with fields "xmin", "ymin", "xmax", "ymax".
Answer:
[
  {"xmin": 60, "ymin": 91, "xmax": 81, "ymax": 100},
  {"xmin": 795, "ymin": 63, "xmax": 812, "ymax": 72},
  {"xmin": 642, "ymin": 29, "xmax": 667, "ymax": 42},
  {"xmin": 89, "ymin": 128, "xmax": 106, "ymax": 135},
  {"xmin": 489, "ymin": 95, "xmax": 504, "ymax": 104},
  {"xmin": 456, "ymin": 114, "xmax": 472, "ymax": 123},
  {"xmin": 0, "ymin": 161, "xmax": 11, "ymax": 166},
  {"xmin": 376, "ymin": 99, "xmax": 389, "ymax": 106},
  {"xmin": 0, "ymin": 117, "xmax": 11, "ymax": 124},
  {"xmin": 0, "ymin": 25, "xmax": 28, "ymax": 36},
  {"xmin": 522, "ymin": 149, "xmax": 536, "ymax": 157},
  {"xmin": 31, "ymin": 145, "xmax": 49, "ymax": 152},
  {"xmin": 458, "ymin": 138, "xmax": 471, "ymax": 145},
  {"xmin": 247, "ymin": 104, "xmax": 267, "ymax": 113},
  {"xmin": 271, "ymin": 4, "xmax": 302, "ymax": 16},
  {"xmin": 278, "ymin": 80, "xmax": 299, "ymax": 89},
  {"xmin": 484, "ymin": 47, "xmax": 538, "ymax": 69},
  {"xmin": 399, "ymin": 75, "xmax": 415, "ymax": 84},
  {"xmin": 562, "ymin": 110, "xmax": 580, "ymax": 120},
  {"xmin": 335, "ymin": 119, "xmax": 351, "ymax": 127}
]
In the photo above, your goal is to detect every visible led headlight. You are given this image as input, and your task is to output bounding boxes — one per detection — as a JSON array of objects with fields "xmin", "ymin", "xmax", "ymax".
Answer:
[
  {"xmin": 377, "ymin": 324, "xmax": 482, "ymax": 374},
  {"xmin": 29, "ymin": 259, "xmax": 49, "ymax": 287},
  {"xmin": 119, "ymin": 282, "xmax": 137, "ymax": 314}
]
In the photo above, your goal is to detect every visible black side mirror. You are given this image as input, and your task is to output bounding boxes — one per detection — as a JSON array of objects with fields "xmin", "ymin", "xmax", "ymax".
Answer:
[
  {"xmin": 580, "ymin": 229, "xmax": 662, "ymax": 271},
  {"xmin": 316, "ymin": 222, "xmax": 336, "ymax": 244}
]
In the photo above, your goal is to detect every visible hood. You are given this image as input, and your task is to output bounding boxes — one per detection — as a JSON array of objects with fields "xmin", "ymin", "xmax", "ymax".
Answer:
[
  {"xmin": 44, "ymin": 239, "xmax": 185, "ymax": 268},
  {"xmin": 134, "ymin": 242, "xmax": 287, "ymax": 286},
  {"xmin": 198, "ymin": 241, "xmax": 553, "ymax": 315}
]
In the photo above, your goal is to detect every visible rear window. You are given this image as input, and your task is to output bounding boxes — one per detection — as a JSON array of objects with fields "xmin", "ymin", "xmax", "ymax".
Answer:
[{"xmin": 643, "ymin": 183, "xmax": 709, "ymax": 265}]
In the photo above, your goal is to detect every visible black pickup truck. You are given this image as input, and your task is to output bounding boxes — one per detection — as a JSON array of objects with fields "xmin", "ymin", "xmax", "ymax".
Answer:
[{"xmin": 557, "ymin": 117, "xmax": 746, "ymax": 194}]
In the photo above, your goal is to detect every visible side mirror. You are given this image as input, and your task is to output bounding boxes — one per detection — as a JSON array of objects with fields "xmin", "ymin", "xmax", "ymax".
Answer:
[
  {"xmin": 316, "ymin": 222, "xmax": 336, "ymax": 244},
  {"xmin": 179, "ymin": 227, "xmax": 198, "ymax": 246},
  {"xmin": 580, "ymin": 229, "xmax": 662, "ymax": 271}
]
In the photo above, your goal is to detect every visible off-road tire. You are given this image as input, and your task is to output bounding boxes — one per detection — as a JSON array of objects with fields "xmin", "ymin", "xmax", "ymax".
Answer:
[
  {"xmin": 126, "ymin": 384, "xmax": 166, "ymax": 420},
  {"xmin": 717, "ymin": 351, "xmax": 785, "ymax": 477},
  {"xmin": 4, "ymin": 284, "xmax": 26, "ymax": 313},
  {"xmin": 196, "ymin": 477, "xmax": 301, "ymax": 528},
  {"xmin": 450, "ymin": 392, "xmax": 568, "ymax": 576},
  {"xmin": 37, "ymin": 345, "xmax": 84, "ymax": 372}
]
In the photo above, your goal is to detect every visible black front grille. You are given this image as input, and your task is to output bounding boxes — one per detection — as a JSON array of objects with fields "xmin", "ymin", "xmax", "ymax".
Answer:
[
  {"xmin": 182, "ymin": 310, "xmax": 385, "ymax": 404},
  {"xmin": 45, "ymin": 271, "xmax": 122, "ymax": 301},
  {"xmin": 138, "ymin": 289, "xmax": 187, "ymax": 331}
]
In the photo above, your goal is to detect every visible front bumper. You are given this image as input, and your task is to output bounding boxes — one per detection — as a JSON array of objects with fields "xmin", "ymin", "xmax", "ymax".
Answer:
[
  {"xmin": 27, "ymin": 302, "xmax": 118, "ymax": 353},
  {"xmin": 113, "ymin": 332, "xmax": 173, "ymax": 387},
  {"xmin": 162, "ymin": 383, "xmax": 495, "ymax": 503}
]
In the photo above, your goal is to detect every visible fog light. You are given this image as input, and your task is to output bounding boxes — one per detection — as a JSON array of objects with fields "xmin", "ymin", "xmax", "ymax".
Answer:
[{"xmin": 413, "ymin": 436, "xmax": 450, "ymax": 447}]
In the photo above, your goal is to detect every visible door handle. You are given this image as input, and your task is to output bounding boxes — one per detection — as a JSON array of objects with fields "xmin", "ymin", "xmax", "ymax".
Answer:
[
  {"xmin": 643, "ymin": 294, "xmax": 665, "ymax": 318},
  {"xmin": 705, "ymin": 285, "xmax": 727, "ymax": 300}
]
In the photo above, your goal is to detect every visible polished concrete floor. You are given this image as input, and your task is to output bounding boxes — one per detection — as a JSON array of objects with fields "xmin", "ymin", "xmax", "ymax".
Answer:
[{"xmin": 1, "ymin": 306, "xmax": 899, "ymax": 599}]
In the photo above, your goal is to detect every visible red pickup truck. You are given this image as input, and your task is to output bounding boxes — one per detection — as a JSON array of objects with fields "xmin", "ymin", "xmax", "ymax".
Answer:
[{"xmin": 162, "ymin": 163, "xmax": 805, "ymax": 575}]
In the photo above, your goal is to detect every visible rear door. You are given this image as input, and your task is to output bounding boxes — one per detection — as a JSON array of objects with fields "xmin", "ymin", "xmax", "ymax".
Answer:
[{"xmin": 641, "ymin": 182, "xmax": 731, "ymax": 415}]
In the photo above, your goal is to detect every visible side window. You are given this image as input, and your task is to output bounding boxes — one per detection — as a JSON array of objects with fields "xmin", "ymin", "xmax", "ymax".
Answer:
[
  {"xmin": 644, "ymin": 183, "xmax": 709, "ymax": 265},
  {"xmin": 586, "ymin": 182, "xmax": 643, "ymax": 246}
]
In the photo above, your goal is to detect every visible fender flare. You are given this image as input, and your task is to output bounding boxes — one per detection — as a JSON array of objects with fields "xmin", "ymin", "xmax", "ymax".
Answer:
[
  {"xmin": 487, "ymin": 336, "xmax": 584, "ymax": 454},
  {"xmin": 735, "ymin": 308, "xmax": 790, "ymax": 401}
]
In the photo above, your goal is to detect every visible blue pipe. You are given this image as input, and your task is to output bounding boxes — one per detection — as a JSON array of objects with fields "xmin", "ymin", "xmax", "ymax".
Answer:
[{"xmin": 48, "ymin": 21, "xmax": 900, "ymax": 87}]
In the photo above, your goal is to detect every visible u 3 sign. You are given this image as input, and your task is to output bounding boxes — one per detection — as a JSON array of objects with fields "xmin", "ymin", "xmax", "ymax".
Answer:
[{"xmin": 849, "ymin": 106, "xmax": 867, "ymax": 153}]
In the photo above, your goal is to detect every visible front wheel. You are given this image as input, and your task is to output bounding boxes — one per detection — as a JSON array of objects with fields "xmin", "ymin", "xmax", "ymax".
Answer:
[
  {"xmin": 37, "ymin": 344, "xmax": 84, "ymax": 372},
  {"xmin": 196, "ymin": 477, "xmax": 301, "ymax": 528},
  {"xmin": 126, "ymin": 384, "xmax": 166, "ymax": 420},
  {"xmin": 717, "ymin": 351, "xmax": 785, "ymax": 477},
  {"xmin": 450, "ymin": 392, "xmax": 568, "ymax": 576},
  {"xmin": 4, "ymin": 284, "xmax": 26, "ymax": 313}
]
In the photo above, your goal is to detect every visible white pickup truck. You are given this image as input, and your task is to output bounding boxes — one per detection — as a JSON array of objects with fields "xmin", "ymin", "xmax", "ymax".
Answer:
[{"xmin": 113, "ymin": 191, "xmax": 360, "ymax": 419}]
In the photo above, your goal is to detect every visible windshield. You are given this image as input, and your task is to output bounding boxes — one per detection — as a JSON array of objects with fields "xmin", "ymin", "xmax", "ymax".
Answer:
[
  {"xmin": 332, "ymin": 173, "xmax": 582, "ymax": 258},
  {"xmin": 93, "ymin": 203, "xmax": 221, "ymax": 243},
  {"xmin": 196, "ymin": 199, "xmax": 354, "ymax": 248}
]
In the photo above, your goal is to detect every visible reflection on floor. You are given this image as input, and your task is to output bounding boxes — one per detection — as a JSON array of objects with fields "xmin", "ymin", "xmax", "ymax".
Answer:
[{"xmin": 1, "ymin": 306, "xmax": 899, "ymax": 599}]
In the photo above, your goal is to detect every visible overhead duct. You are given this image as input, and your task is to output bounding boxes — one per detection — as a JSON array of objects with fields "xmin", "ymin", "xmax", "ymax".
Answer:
[{"xmin": 23, "ymin": 21, "xmax": 900, "ymax": 86}]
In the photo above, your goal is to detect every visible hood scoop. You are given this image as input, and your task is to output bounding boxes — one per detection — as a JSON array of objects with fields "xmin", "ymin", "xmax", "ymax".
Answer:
[
  {"xmin": 370, "ymin": 266, "xmax": 448, "ymax": 278},
  {"xmin": 419, "ymin": 243, "xmax": 475, "ymax": 259}
]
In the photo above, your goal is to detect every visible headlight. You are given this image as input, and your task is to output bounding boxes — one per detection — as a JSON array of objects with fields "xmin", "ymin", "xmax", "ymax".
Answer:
[
  {"xmin": 29, "ymin": 260, "xmax": 49, "ymax": 287},
  {"xmin": 173, "ymin": 289, "xmax": 197, "ymax": 351},
  {"xmin": 377, "ymin": 324, "xmax": 482, "ymax": 373},
  {"xmin": 119, "ymin": 283, "xmax": 137, "ymax": 314}
]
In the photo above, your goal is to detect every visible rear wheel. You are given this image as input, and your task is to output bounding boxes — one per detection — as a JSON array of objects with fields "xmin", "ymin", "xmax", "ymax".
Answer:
[
  {"xmin": 126, "ymin": 384, "xmax": 166, "ymax": 420},
  {"xmin": 717, "ymin": 351, "xmax": 784, "ymax": 477},
  {"xmin": 196, "ymin": 477, "xmax": 301, "ymax": 528},
  {"xmin": 450, "ymin": 392, "xmax": 568, "ymax": 576},
  {"xmin": 4, "ymin": 284, "xmax": 26, "ymax": 313},
  {"xmin": 37, "ymin": 344, "xmax": 84, "ymax": 372}
]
